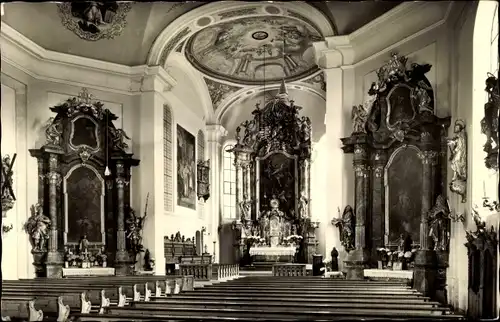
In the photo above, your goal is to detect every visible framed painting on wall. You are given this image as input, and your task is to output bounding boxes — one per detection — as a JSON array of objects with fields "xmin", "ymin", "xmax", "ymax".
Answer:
[{"xmin": 177, "ymin": 125, "xmax": 196, "ymax": 209}]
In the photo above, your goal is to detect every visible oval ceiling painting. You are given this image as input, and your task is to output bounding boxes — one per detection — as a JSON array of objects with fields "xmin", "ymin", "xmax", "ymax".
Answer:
[{"xmin": 185, "ymin": 16, "xmax": 323, "ymax": 85}]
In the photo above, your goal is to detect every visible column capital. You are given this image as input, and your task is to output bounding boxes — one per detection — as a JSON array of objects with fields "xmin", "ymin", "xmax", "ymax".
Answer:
[
  {"xmin": 313, "ymin": 36, "xmax": 355, "ymax": 69},
  {"xmin": 206, "ymin": 124, "xmax": 227, "ymax": 143},
  {"xmin": 130, "ymin": 66, "xmax": 177, "ymax": 93}
]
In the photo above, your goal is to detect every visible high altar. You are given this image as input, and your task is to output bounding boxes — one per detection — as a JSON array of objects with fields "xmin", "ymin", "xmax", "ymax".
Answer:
[
  {"xmin": 27, "ymin": 89, "xmax": 140, "ymax": 278},
  {"xmin": 230, "ymin": 82, "xmax": 318, "ymax": 265}
]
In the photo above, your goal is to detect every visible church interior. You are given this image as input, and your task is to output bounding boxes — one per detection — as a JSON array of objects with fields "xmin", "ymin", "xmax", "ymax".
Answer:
[{"xmin": 1, "ymin": 1, "xmax": 499, "ymax": 321}]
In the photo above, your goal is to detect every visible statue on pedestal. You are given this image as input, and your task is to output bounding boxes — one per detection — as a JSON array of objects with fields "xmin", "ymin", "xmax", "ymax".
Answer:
[
  {"xmin": 447, "ymin": 120, "xmax": 467, "ymax": 202},
  {"xmin": 23, "ymin": 203, "xmax": 51, "ymax": 251},
  {"xmin": 332, "ymin": 206, "xmax": 355, "ymax": 253}
]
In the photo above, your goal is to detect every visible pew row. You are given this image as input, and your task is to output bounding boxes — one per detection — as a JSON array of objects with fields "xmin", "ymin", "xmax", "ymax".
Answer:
[{"xmin": 1, "ymin": 276, "xmax": 194, "ymax": 321}]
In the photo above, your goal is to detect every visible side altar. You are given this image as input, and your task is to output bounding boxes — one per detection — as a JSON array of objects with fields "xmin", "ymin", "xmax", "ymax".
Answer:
[
  {"xmin": 26, "ymin": 89, "xmax": 140, "ymax": 278},
  {"xmin": 230, "ymin": 82, "xmax": 318, "ymax": 265}
]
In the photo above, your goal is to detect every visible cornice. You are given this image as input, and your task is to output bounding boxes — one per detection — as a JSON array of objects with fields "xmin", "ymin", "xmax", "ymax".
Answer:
[
  {"xmin": 0, "ymin": 22, "xmax": 177, "ymax": 95},
  {"xmin": 313, "ymin": 1, "xmax": 453, "ymax": 69}
]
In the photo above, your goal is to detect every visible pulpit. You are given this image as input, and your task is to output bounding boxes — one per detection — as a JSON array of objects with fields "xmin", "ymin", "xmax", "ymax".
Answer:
[
  {"xmin": 28, "ymin": 89, "xmax": 139, "ymax": 278},
  {"xmin": 230, "ymin": 82, "xmax": 317, "ymax": 265}
]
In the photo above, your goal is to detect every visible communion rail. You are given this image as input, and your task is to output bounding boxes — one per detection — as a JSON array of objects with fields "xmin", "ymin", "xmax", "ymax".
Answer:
[
  {"xmin": 272, "ymin": 263, "xmax": 307, "ymax": 277},
  {"xmin": 178, "ymin": 264, "xmax": 239, "ymax": 281}
]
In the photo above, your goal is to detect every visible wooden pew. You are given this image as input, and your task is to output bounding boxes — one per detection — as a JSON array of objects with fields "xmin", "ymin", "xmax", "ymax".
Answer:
[{"xmin": 1, "ymin": 276, "xmax": 194, "ymax": 320}]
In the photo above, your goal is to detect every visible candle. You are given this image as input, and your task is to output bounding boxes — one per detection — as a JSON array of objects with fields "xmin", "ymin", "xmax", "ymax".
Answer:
[{"xmin": 483, "ymin": 181, "xmax": 486, "ymax": 197}]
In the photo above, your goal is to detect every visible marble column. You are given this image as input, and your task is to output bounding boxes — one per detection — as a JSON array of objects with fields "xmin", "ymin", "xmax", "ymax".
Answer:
[
  {"xmin": 206, "ymin": 124, "xmax": 227, "ymax": 263},
  {"xmin": 345, "ymin": 144, "xmax": 371, "ymax": 279},
  {"xmin": 37, "ymin": 158, "xmax": 45, "ymax": 203},
  {"xmin": 45, "ymin": 153, "xmax": 63, "ymax": 278},
  {"xmin": 312, "ymin": 37, "xmax": 355, "ymax": 266},
  {"xmin": 114, "ymin": 162, "xmax": 129, "ymax": 276},
  {"xmin": 371, "ymin": 150, "xmax": 387, "ymax": 262},
  {"xmin": 414, "ymin": 150, "xmax": 438, "ymax": 296}
]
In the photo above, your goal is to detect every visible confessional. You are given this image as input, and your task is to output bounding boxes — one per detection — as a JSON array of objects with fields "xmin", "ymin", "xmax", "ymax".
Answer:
[
  {"xmin": 28, "ymin": 89, "xmax": 139, "ymax": 278},
  {"xmin": 340, "ymin": 54, "xmax": 451, "ymax": 294},
  {"xmin": 230, "ymin": 83, "xmax": 318, "ymax": 265}
]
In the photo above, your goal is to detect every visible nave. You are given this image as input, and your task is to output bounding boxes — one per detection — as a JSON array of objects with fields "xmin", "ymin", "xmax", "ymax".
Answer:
[{"xmin": 2, "ymin": 274, "xmax": 464, "ymax": 321}]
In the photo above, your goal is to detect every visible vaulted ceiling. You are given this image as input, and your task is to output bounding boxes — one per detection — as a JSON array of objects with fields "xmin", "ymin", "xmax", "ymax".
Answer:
[{"xmin": 1, "ymin": 1, "xmax": 400, "ymax": 68}]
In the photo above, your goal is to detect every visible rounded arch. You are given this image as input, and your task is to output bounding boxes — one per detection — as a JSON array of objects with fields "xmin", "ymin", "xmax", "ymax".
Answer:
[
  {"xmin": 147, "ymin": 1, "xmax": 336, "ymax": 67},
  {"xmin": 63, "ymin": 163, "xmax": 105, "ymax": 245},
  {"xmin": 165, "ymin": 52, "xmax": 214, "ymax": 123},
  {"xmin": 216, "ymin": 83, "xmax": 326, "ymax": 122}
]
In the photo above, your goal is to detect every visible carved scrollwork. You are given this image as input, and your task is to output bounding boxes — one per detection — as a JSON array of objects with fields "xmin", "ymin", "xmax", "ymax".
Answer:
[
  {"xmin": 354, "ymin": 164, "xmax": 369, "ymax": 177},
  {"xmin": 374, "ymin": 166, "xmax": 384, "ymax": 178},
  {"xmin": 417, "ymin": 151, "xmax": 438, "ymax": 165},
  {"xmin": 115, "ymin": 178, "xmax": 128, "ymax": 188},
  {"xmin": 78, "ymin": 148, "xmax": 92, "ymax": 163},
  {"xmin": 46, "ymin": 172, "xmax": 62, "ymax": 187}
]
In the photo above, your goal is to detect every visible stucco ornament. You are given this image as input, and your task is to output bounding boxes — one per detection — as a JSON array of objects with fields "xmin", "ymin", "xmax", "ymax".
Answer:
[{"xmin": 57, "ymin": 2, "xmax": 132, "ymax": 41}]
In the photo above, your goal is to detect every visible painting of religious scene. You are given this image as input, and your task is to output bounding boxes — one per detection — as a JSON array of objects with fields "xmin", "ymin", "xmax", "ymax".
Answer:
[
  {"xmin": 177, "ymin": 125, "xmax": 196, "ymax": 210},
  {"xmin": 259, "ymin": 152, "xmax": 296, "ymax": 218},
  {"xmin": 387, "ymin": 147, "xmax": 422, "ymax": 245},
  {"xmin": 66, "ymin": 165, "xmax": 104, "ymax": 243}
]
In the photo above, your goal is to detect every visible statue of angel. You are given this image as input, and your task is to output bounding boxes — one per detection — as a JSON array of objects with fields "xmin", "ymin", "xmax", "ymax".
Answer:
[
  {"xmin": 413, "ymin": 86, "xmax": 433, "ymax": 114},
  {"xmin": 239, "ymin": 197, "xmax": 251, "ymax": 221},
  {"xmin": 23, "ymin": 203, "xmax": 51, "ymax": 251},
  {"xmin": 351, "ymin": 104, "xmax": 368, "ymax": 134},
  {"xmin": 109, "ymin": 127, "xmax": 131, "ymax": 152},
  {"xmin": 44, "ymin": 117, "xmax": 63, "ymax": 146}
]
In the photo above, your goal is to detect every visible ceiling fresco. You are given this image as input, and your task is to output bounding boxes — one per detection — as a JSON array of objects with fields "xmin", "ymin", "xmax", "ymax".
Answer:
[{"xmin": 185, "ymin": 16, "xmax": 323, "ymax": 85}]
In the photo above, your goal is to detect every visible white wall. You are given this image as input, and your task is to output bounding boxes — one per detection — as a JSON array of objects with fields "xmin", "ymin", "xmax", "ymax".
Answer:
[{"xmin": 162, "ymin": 87, "xmax": 208, "ymax": 245}]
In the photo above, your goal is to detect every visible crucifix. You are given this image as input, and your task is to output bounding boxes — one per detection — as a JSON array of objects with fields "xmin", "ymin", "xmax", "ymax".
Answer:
[{"xmin": 1, "ymin": 153, "xmax": 17, "ymax": 204}]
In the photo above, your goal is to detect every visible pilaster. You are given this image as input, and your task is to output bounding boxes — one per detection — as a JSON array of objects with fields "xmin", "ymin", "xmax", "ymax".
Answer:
[
  {"xmin": 206, "ymin": 124, "xmax": 227, "ymax": 263},
  {"xmin": 135, "ymin": 73, "xmax": 169, "ymax": 275},
  {"xmin": 45, "ymin": 151, "xmax": 64, "ymax": 278},
  {"xmin": 313, "ymin": 37, "xmax": 356, "ymax": 267}
]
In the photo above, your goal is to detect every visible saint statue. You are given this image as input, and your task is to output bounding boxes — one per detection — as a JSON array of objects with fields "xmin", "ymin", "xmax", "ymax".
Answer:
[
  {"xmin": 427, "ymin": 195, "xmax": 451, "ymax": 251},
  {"xmin": 332, "ymin": 206, "xmax": 355, "ymax": 252},
  {"xmin": 448, "ymin": 120, "xmax": 467, "ymax": 181},
  {"xmin": 298, "ymin": 193, "xmax": 309, "ymax": 220},
  {"xmin": 447, "ymin": 120, "xmax": 467, "ymax": 202},
  {"xmin": 351, "ymin": 104, "xmax": 368, "ymax": 134},
  {"xmin": 44, "ymin": 117, "xmax": 63, "ymax": 146},
  {"xmin": 23, "ymin": 203, "xmax": 51, "ymax": 251},
  {"xmin": 79, "ymin": 235, "xmax": 90, "ymax": 255}
]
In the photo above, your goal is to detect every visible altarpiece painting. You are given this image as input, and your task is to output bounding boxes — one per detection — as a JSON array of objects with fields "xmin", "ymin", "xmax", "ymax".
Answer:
[{"xmin": 177, "ymin": 125, "xmax": 196, "ymax": 210}]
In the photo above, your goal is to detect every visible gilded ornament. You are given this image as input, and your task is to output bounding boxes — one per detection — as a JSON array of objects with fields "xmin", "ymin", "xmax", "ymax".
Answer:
[
  {"xmin": 374, "ymin": 166, "xmax": 384, "ymax": 178},
  {"xmin": 354, "ymin": 164, "xmax": 367, "ymax": 177},
  {"xmin": 46, "ymin": 172, "xmax": 62, "ymax": 186},
  {"xmin": 57, "ymin": 2, "xmax": 132, "ymax": 41},
  {"xmin": 417, "ymin": 151, "xmax": 438, "ymax": 165},
  {"xmin": 447, "ymin": 119, "xmax": 467, "ymax": 202}
]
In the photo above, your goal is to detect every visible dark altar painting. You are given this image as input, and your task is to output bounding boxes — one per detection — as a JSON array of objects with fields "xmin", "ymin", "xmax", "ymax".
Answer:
[
  {"xmin": 386, "ymin": 147, "xmax": 422, "ymax": 244},
  {"xmin": 65, "ymin": 165, "xmax": 104, "ymax": 243},
  {"xmin": 386, "ymin": 85, "xmax": 416, "ymax": 129},
  {"xmin": 259, "ymin": 152, "xmax": 296, "ymax": 217},
  {"xmin": 177, "ymin": 125, "xmax": 196, "ymax": 210},
  {"xmin": 70, "ymin": 116, "xmax": 99, "ymax": 150}
]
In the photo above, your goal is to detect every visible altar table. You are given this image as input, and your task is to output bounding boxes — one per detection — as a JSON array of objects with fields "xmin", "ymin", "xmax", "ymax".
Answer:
[
  {"xmin": 62, "ymin": 267, "xmax": 115, "ymax": 277},
  {"xmin": 249, "ymin": 246, "xmax": 297, "ymax": 256}
]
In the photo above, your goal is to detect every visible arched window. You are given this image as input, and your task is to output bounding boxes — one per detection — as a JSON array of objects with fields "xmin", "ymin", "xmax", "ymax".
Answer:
[
  {"xmin": 197, "ymin": 130, "xmax": 205, "ymax": 161},
  {"xmin": 222, "ymin": 142, "xmax": 237, "ymax": 219},
  {"xmin": 163, "ymin": 104, "xmax": 173, "ymax": 211}
]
